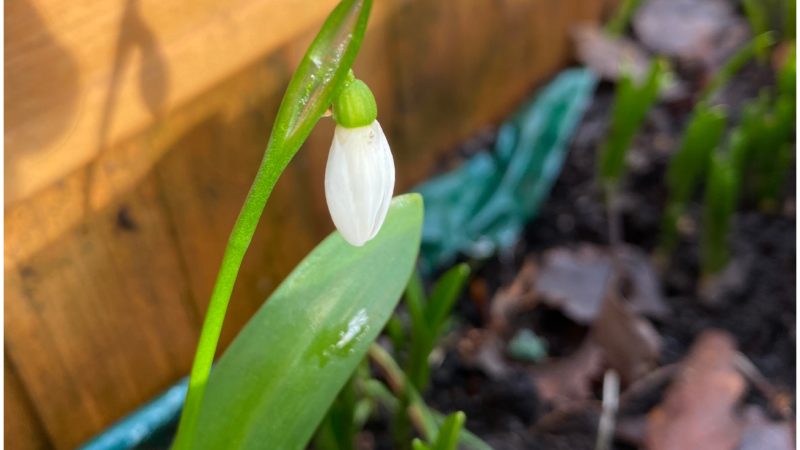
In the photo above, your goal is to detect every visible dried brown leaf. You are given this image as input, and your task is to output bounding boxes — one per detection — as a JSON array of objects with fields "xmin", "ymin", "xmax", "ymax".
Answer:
[
  {"xmin": 633, "ymin": 0, "xmax": 748, "ymax": 69},
  {"xmin": 531, "ymin": 338, "xmax": 605, "ymax": 408},
  {"xmin": 647, "ymin": 330, "xmax": 746, "ymax": 450},
  {"xmin": 535, "ymin": 244, "xmax": 668, "ymax": 325},
  {"xmin": 573, "ymin": 24, "xmax": 651, "ymax": 82},
  {"xmin": 591, "ymin": 296, "xmax": 661, "ymax": 384},
  {"xmin": 489, "ymin": 258, "xmax": 539, "ymax": 333}
]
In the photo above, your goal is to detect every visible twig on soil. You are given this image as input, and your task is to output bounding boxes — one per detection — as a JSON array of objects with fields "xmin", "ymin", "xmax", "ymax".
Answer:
[
  {"xmin": 618, "ymin": 363, "xmax": 679, "ymax": 406},
  {"xmin": 733, "ymin": 352, "xmax": 794, "ymax": 420},
  {"xmin": 595, "ymin": 370, "xmax": 620, "ymax": 450}
]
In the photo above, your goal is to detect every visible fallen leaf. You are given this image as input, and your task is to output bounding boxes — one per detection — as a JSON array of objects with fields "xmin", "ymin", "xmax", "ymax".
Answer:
[
  {"xmin": 618, "ymin": 248, "xmax": 671, "ymax": 319},
  {"xmin": 457, "ymin": 328, "xmax": 511, "ymax": 379},
  {"xmin": 489, "ymin": 258, "xmax": 539, "ymax": 332},
  {"xmin": 633, "ymin": 0, "xmax": 748, "ymax": 68},
  {"xmin": 535, "ymin": 244, "xmax": 669, "ymax": 325},
  {"xmin": 591, "ymin": 296, "xmax": 662, "ymax": 384},
  {"xmin": 531, "ymin": 338, "xmax": 605, "ymax": 408},
  {"xmin": 573, "ymin": 25, "xmax": 651, "ymax": 82},
  {"xmin": 647, "ymin": 330, "xmax": 746, "ymax": 450}
]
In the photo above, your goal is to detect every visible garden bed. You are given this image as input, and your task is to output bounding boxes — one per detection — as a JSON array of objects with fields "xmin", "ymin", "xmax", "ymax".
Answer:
[{"xmin": 365, "ymin": 58, "xmax": 795, "ymax": 450}]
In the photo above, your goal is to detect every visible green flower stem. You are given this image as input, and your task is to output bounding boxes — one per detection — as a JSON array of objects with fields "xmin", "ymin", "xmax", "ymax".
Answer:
[{"xmin": 171, "ymin": 158, "xmax": 281, "ymax": 450}]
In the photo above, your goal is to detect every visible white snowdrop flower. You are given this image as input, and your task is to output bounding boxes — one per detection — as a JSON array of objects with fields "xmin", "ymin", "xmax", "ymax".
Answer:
[{"xmin": 325, "ymin": 76, "xmax": 395, "ymax": 246}]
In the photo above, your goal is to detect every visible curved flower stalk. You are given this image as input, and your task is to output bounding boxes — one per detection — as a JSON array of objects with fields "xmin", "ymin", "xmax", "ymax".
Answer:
[{"xmin": 326, "ymin": 76, "xmax": 395, "ymax": 246}]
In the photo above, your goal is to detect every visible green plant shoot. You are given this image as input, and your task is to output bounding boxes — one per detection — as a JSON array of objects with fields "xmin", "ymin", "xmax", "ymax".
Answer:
[
  {"xmin": 411, "ymin": 412, "xmax": 467, "ymax": 450},
  {"xmin": 659, "ymin": 103, "xmax": 727, "ymax": 256},
  {"xmin": 598, "ymin": 58, "xmax": 667, "ymax": 191},
  {"xmin": 605, "ymin": 0, "xmax": 642, "ymax": 36},
  {"xmin": 389, "ymin": 264, "xmax": 470, "ymax": 449},
  {"xmin": 368, "ymin": 344, "xmax": 492, "ymax": 450},
  {"xmin": 701, "ymin": 153, "xmax": 739, "ymax": 275},
  {"xmin": 171, "ymin": 1, "xmax": 373, "ymax": 448},
  {"xmin": 406, "ymin": 264, "xmax": 471, "ymax": 392},
  {"xmin": 699, "ymin": 32, "xmax": 775, "ymax": 102}
]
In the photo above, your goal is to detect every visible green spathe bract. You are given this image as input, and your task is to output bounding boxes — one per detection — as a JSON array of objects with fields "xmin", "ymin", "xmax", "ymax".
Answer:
[{"xmin": 191, "ymin": 194, "xmax": 423, "ymax": 450}]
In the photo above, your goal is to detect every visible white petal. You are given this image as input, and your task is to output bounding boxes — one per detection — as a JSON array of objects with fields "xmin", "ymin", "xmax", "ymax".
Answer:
[{"xmin": 325, "ymin": 121, "xmax": 395, "ymax": 246}]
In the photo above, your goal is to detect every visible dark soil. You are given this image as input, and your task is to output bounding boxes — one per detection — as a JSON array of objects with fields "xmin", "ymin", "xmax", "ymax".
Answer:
[{"xmin": 399, "ymin": 62, "xmax": 795, "ymax": 449}]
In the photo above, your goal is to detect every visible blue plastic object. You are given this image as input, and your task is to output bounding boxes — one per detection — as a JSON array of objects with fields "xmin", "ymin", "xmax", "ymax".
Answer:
[
  {"xmin": 77, "ymin": 379, "xmax": 187, "ymax": 450},
  {"xmin": 416, "ymin": 68, "xmax": 598, "ymax": 272}
]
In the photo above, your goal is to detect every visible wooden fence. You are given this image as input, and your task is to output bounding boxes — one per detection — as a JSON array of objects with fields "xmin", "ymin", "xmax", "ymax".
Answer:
[{"xmin": 5, "ymin": 0, "xmax": 605, "ymax": 447}]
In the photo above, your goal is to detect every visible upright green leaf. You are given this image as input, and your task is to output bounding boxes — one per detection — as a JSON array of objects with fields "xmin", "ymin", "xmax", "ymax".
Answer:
[
  {"xmin": 191, "ymin": 195, "xmax": 423, "ymax": 450},
  {"xmin": 605, "ymin": 0, "xmax": 642, "ymax": 36},
  {"xmin": 598, "ymin": 59, "xmax": 666, "ymax": 188},
  {"xmin": 426, "ymin": 263, "xmax": 470, "ymax": 336},
  {"xmin": 431, "ymin": 412, "xmax": 466, "ymax": 450},
  {"xmin": 660, "ymin": 103, "xmax": 727, "ymax": 255},
  {"xmin": 702, "ymin": 154, "xmax": 738, "ymax": 275},
  {"xmin": 407, "ymin": 263, "xmax": 470, "ymax": 392},
  {"xmin": 699, "ymin": 32, "xmax": 775, "ymax": 102},
  {"xmin": 666, "ymin": 104, "xmax": 728, "ymax": 205}
]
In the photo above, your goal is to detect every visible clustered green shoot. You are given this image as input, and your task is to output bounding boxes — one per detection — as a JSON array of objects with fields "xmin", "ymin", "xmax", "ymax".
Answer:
[
  {"xmin": 659, "ymin": 33, "xmax": 795, "ymax": 278},
  {"xmin": 733, "ymin": 53, "xmax": 796, "ymax": 211},
  {"xmin": 395, "ymin": 264, "xmax": 471, "ymax": 392},
  {"xmin": 596, "ymin": 58, "xmax": 668, "ymax": 251},
  {"xmin": 389, "ymin": 264, "xmax": 471, "ymax": 448},
  {"xmin": 742, "ymin": 0, "xmax": 795, "ymax": 44}
]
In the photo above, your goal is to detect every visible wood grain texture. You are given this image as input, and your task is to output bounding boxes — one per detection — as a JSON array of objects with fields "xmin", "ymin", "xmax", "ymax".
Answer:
[
  {"xmin": 5, "ymin": 0, "xmax": 343, "ymax": 204},
  {"xmin": 6, "ymin": 176, "xmax": 199, "ymax": 449},
  {"xmin": 5, "ymin": 0, "xmax": 604, "ymax": 447},
  {"xmin": 5, "ymin": 361, "xmax": 53, "ymax": 450}
]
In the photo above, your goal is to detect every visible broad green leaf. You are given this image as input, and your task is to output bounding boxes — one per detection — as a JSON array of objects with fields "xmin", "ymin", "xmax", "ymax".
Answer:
[{"xmin": 192, "ymin": 194, "xmax": 423, "ymax": 450}]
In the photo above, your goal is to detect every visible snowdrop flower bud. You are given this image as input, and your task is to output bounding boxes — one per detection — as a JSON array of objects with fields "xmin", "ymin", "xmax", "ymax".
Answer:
[{"xmin": 325, "ymin": 78, "xmax": 395, "ymax": 246}]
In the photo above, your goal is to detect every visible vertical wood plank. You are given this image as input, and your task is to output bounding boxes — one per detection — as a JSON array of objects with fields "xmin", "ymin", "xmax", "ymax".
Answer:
[{"xmin": 5, "ymin": 176, "xmax": 199, "ymax": 449}]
